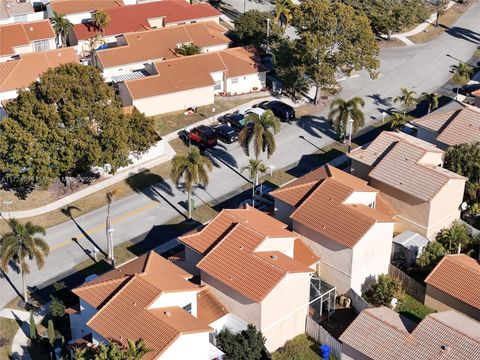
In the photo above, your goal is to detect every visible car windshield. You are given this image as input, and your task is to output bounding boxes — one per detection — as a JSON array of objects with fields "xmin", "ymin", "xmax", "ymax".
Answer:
[{"xmin": 227, "ymin": 130, "xmax": 237, "ymax": 136}]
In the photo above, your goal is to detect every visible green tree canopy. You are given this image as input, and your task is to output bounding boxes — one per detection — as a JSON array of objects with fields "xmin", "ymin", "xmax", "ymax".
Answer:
[
  {"xmin": 283, "ymin": 0, "xmax": 379, "ymax": 104},
  {"xmin": 328, "ymin": 97, "xmax": 365, "ymax": 140},
  {"xmin": 216, "ymin": 324, "xmax": 266, "ymax": 360},
  {"xmin": 0, "ymin": 63, "xmax": 156, "ymax": 195},
  {"xmin": 232, "ymin": 10, "xmax": 283, "ymax": 49},
  {"xmin": 92, "ymin": 9, "xmax": 110, "ymax": 34},
  {"xmin": 416, "ymin": 241, "xmax": 446, "ymax": 273},
  {"xmin": 435, "ymin": 222, "xmax": 471, "ymax": 254},
  {"xmin": 363, "ymin": 274, "xmax": 403, "ymax": 307},
  {"xmin": 175, "ymin": 43, "xmax": 201, "ymax": 56},
  {"xmin": 239, "ymin": 109, "xmax": 281, "ymax": 159},
  {"xmin": 343, "ymin": 0, "xmax": 429, "ymax": 39},
  {"xmin": 394, "ymin": 87, "xmax": 417, "ymax": 116},
  {"xmin": 51, "ymin": 12, "xmax": 72, "ymax": 47}
]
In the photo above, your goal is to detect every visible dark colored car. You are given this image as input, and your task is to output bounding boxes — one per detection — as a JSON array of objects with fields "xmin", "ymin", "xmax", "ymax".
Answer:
[
  {"xmin": 256, "ymin": 100, "xmax": 295, "ymax": 122},
  {"xmin": 457, "ymin": 83, "xmax": 480, "ymax": 96},
  {"xmin": 219, "ymin": 113, "xmax": 247, "ymax": 131},
  {"xmin": 179, "ymin": 125, "xmax": 217, "ymax": 149},
  {"xmin": 213, "ymin": 124, "xmax": 239, "ymax": 144}
]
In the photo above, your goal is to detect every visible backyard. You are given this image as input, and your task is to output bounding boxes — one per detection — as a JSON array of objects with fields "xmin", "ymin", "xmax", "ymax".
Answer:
[
  {"xmin": 272, "ymin": 334, "xmax": 323, "ymax": 360},
  {"xmin": 396, "ymin": 294, "xmax": 435, "ymax": 323}
]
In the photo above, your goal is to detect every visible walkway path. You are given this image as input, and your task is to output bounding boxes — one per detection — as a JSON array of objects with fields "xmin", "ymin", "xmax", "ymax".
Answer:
[
  {"xmin": 0, "ymin": 307, "xmax": 48, "ymax": 360},
  {"xmin": 392, "ymin": 1, "xmax": 456, "ymax": 45}
]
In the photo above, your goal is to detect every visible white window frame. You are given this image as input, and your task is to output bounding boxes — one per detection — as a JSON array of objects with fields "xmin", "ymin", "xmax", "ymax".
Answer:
[
  {"xmin": 231, "ymin": 77, "xmax": 239, "ymax": 84},
  {"xmin": 33, "ymin": 39, "xmax": 50, "ymax": 52},
  {"xmin": 214, "ymin": 80, "xmax": 222, "ymax": 91}
]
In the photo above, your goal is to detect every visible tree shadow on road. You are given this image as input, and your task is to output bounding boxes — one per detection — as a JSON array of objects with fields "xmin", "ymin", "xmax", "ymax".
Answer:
[
  {"xmin": 0, "ymin": 269, "xmax": 24, "ymax": 301},
  {"xmin": 443, "ymin": 25, "xmax": 480, "ymax": 45},
  {"xmin": 366, "ymin": 93, "xmax": 392, "ymax": 107},
  {"xmin": 296, "ymin": 115, "xmax": 337, "ymax": 139}
]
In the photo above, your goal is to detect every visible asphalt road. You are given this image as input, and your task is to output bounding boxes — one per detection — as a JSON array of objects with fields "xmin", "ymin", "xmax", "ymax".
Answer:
[{"xmin": 1, "ymin": 2, "xmax": 480, "ymax": 308}]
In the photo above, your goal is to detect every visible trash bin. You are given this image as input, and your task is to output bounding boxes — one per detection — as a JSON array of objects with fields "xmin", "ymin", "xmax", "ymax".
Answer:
[{"xmin": 319, "ymin": 344, "xmax": 330, "ymax": 360}]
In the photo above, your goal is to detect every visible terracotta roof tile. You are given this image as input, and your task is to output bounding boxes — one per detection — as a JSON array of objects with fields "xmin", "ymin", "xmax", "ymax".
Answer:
[
  {"xmin": 0, "ymin": 47, "xmax": 79, "ymax": 93},
  {"xmin": 293, "ymin": 238, "xmax": 320, "ymax": 266},
  {"xmin": 96, "ymin": 21, "xmax": 229, "ymax": 68},
  {"xmin": 0, "ymin": 20, "xmax": 55, "ymax": 56},
  {"xmin": 197, "ymin": 287, "xmax": 228, "ymax": 324},
  {"xmin": 197, "ymin": 224, "xmax": 294, "ymax": 302},
  {"xmin": 340, "ymin": 307, "xmax": 480, "ymax": 360},
  {"xmin": 72, "ymin": 1, "xmax": 220, "ymax": 40},
  {"xmin": 413, "ymin": 109, "xmax": 459, "ymax": 132},
  {"xmin": 125, "ymin": 47, "xmax": 263, "ymax": 99},
  {"xmin": 425, "ymin": 254, "xmax": 480, "ymax": 310},
  {"xmin": 149, "ymin": 306, "xmax": 212, "ymax": 334},
  {"xmin": 179, "ymin": 205, "xmax": 290, "ymax": 255},
  {"xmin": 49, "ymin": 0, "xmax": 122, "ymax": 16},
  {"xmin": 436, "ymin": 107, "xmax": 480, "ymax": 146}
]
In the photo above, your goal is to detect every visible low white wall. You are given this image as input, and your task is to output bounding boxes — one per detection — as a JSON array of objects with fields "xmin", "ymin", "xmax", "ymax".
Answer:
[
  {"xmin": 210, "ymin": 313, "xmax": 248, "ymax": 334},
  {"xmin": 161, "ymin": 332, "xmax": 210, "ymax": 360},
  {"xmin": 225, "ymin": 72, "xmax": 266, "ymax": 95},
  {"xmin": 149, "ymin": 290, "xmax": 198, "ymax": 317}
]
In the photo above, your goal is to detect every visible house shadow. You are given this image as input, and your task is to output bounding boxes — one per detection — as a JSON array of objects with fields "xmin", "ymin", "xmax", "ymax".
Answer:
[
  {"xmin": 443, "ymin": 25, "xmax": 480, "ymax": 45},
  {"xmin": 296, "ymin": 115, "xmax": 337, "ymax": 139},
  {"xmin": 286, "ymin": 147, "xmax": 346, "ymax": 178}
]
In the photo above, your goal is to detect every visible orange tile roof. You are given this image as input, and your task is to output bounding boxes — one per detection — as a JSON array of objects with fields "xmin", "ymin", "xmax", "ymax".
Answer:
[
  {"xmin": 74, "ymin": 251, "xmax": 213, "ymax": 359},
  {"xmin": 96, "ymin": 21, "xmax": 229, "ymax": 68},
  {"xmin": 272, "ymin": 165, "xmax": 394, "ymax": 248},
  {"xmin": 0, "ymin": 20, "xmax": 55, "ymax": 56},
  {"xmin": 0, "ymin": 47, "xmax": 79, "ymax": 93},
  {"xmin": 197, "ymin": 287, "xmax": 228, "ymax": 324},
  {"xmin": 124, "ymin": 47, "xmax": 264, "ymax": 99},
  {"xmin": 49, "ymin": 0, "xmax": 122, "ymax": 16},
  {"xmin": 340, "ymin": 307, "xmax": 480, "ymax": 360},
  {"xmin": 179, "ymin": 205, "xmax": 291, "ymax": 255},
  {"xmin": 197, "ymin": 224, "xmax": 313, "ymax": 302},
  {"xmin": 293, "ymin": 238, "xmax": 320, "ymax": 266},
  {"xmin": 425, "ymin": 254, "xmax": 480, "ymax": 310},
  {"xmin": 72, "ymin": 0, "xmax": 221, "ymax": 40}
]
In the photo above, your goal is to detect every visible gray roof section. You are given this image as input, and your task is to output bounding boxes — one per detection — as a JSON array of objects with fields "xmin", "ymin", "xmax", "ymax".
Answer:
[{"xmin": 393, "ymin": 231, "xmax": 429, "ymax": 251}]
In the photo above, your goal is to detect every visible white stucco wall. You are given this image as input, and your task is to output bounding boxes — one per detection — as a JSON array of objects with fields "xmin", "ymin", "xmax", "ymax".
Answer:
[
  {"xmin": 343, "ymin": 191, "xmax": 377, "ymax": 207},
  {"xmin": 201, "ymin": 271, "xmax": 262, "ymax": 328},
  {"xmin": 160, "ymin": 332, "xmax": 210, "ymax": 360},
  {"xmin": 273, "ymin": 199, "xmax": 295, "ymax": 226},
  {"xmin": 0, "ymin": 10, "xmax": 45, "ymax": 25},
  {"xmin": 418, "ymin": 151, "xmax": 443, "ymax": 166},
  {"xmin": 260, "ymin": 272, "xmax": 311, "ymax": 352},
  {"xmin": 294, "ymin": 220, "xmax": 354, "ymax": 294},
  {"xmin": 69, "ymin": 299, "xmax": 97, "ymax": 341},
  {"xmin": 181, "ymin": 246, "xmax": 204, "ymax": 276},
  {"xmin": 0, "ymin": 89, "xmax": 19, "ymax": 102},
  {"xmin": 350, "ymin": 222, "xmax": 395, "ymax": 294},
  {"xmin": 149, "ymin": 290, "xmax": 198, "ymax": 317},
  {"xmin": 132, "ymin": 86, "xmax": 214, "ymax": 116},
  {"xmin": 201, "ymin": 43, "xmax": 229, "ymax": 53},
  {"xmin": 65, "ymin": 12, "xmax": 92, "ymax": 25},
  {"xmin": 225, "ymin": 72, "xmax": 266, "ymax": 95},
  {"xmin": 210, "ymin": 313, "xmax": 248, "ymax": 334},
  {"xmin": 255, "ymin": 237, "xmax": 295, "ymax": 257}
]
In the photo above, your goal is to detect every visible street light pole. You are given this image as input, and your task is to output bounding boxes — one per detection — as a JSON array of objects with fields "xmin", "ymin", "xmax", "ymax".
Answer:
[
  {"xmin": 266, "ymin": 18, "xmax": 270, "ymax": 51},
  {"xmin": 347, "ymin": 118, "xmax": 354, "ymax": 154}
]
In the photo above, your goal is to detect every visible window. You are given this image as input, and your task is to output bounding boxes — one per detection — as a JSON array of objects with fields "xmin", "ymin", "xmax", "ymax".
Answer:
[
  {"xmin": 14, "ymin": 14, "xmax": 28, "ymax": 23},
  {"xmin": 183, "ymin": 303, "xmax": 192, "ymax": 313},
  {"xmin": 34, "ymin": 39, "xmax": 50, "ymax": 52},
  {"xmin": 214, "ymin": 80, "xmax": 222, "ymax": 91},
  {"xmin": 368, "ymin": 201, "xmax": 376, "ymax": 209},
  {"xmin": 231, "ymin": 77, "xmax": 239, "ymax": 84}
]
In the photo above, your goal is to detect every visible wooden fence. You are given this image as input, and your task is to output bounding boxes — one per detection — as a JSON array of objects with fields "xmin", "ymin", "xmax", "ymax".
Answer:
[
  {"xmin": 346, "ymin": 289, "xmax": 371, "ymax": 313},
  {"xmin": 388, "ymin": 264, "xmax": 426, "ymax": 303},
  {"xmin": 306, "ymin": 316, "xmax": 343, "ymax": 360}
]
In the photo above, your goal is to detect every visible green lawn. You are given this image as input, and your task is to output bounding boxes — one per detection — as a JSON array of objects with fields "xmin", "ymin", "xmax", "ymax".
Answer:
[
  {"xmin": 0, "ymin": 318, "xmax": 20, "ymax": 359},
  {"xmin": 272, "ymin": 334, "xmax": 323, "ymax": 360},
  {"xmin": 396, "ymin": 294, "xmax": 435, "ymax": 323}
]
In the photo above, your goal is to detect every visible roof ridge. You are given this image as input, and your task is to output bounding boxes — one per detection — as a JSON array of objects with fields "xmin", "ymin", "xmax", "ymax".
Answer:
[
  {"xmin": 419, "ymin": 313, "xmax": 479, "ymax": 343},
  {"xmin": 179, "ymin": 209, "xmax": 228, "ymax": 240},
  {"xmin": 388, "ymin": 132, "xmax": 443, "ymax": 153},
  {"xmin": 424, "ymin": 255, "xmax": 447, "ymax": 283},
  {"xmin": 364, "ymin": 308, "xmax": 413, "ymax": 335},
  {"xmin": 446, "ymin": 254, "xmax": 480, "ymax": 273},
  {"xmin": 271, "ymin": 180, "xmax": 318, "ymax": 195},
  {"xmin": 73, "ymin": 275, "xmax": 127, "ymax": 292}
]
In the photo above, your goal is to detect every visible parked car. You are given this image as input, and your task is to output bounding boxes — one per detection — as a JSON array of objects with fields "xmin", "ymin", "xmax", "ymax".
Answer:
[
  {"xmin": 213, "ymin": 124, "xmax": 239, "ymax": 144},
  {"xmin": 179, "ymin": 125, "xmax": 217, "ymax": 149},
  {"xmin": 219, "ymin": 113, "xmax": 246, "ymax": 131},
  {"xmin": 255, "ymin": 100, "xmax": 295, "ymax": 122},
  {"xmin": 457, "ymin": 83, "xmax": 480, "ymax": 96}
]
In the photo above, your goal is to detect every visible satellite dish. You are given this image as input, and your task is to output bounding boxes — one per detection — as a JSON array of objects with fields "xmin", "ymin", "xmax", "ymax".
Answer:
[{"xmin": 460, "ymin": 202, "xmax": 468, "ymax": 211}]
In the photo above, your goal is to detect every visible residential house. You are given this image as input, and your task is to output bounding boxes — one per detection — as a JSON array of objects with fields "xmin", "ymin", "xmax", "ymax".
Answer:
[
  {"xmin": 69, "ymin": 0, "xmax": 221, "ymax": 54},
  {"xmin": 93, "ymin": 21, "xmax": 230, "ymax": 82},
  {"xmin": 0, "ymin": 20, "xmax": 56, "ymax": 62},
  {"xmin": 349, "ymin": 131, "xmax": 467, "ymax": 239},
  {"xmin": 68, "ymin": 251, "xmax": 230, "ymax": 360},
  {"xmin": 47, "ymin": 0, "xmax": 123, "ymax": 24},
  {"xmin": 0, "ymin": 47, "xmax": 79, "ymax": 116},
  {"xmin": 270, "ymin": 164, "xmax": 396, "ymax": 294},
  {"xmin": 412, "ymin": 103, "xmax": 480, "ymax": 149},
  {"xmin": 178, "ymin": 206, "xmax": 320, "ymax": 352},
  {"xmin": 340, "ymin": 307, "xmax": 480, "ymax": 360},
  {"xmin": 0, "ymin": 0, "xmax": 44, "ymax": 25},
  {"xmin": 424, "ymin": 254, "xmax": 480, "ymax": 321},
  {"xmin": 118, "ymin": 47, "xmax": 266, "ymax": 116}
]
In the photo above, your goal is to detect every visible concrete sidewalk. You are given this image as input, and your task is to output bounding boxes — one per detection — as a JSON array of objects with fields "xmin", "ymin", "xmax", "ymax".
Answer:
[{"xmin": 391, "ymin": 1, "xmax": 455, "ymax": 45}]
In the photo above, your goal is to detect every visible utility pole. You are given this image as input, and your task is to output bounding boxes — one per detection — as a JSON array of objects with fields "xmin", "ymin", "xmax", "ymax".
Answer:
[
  {"xmin": 347, "ymin": 118, "xmax": 354, "ymax": 154},
  {"xmin": 266, "ymin": 18, "xmax": 270, "ymax": 51},
  {"xmin": 107, "ymin": 227, "xmax": 115, "ymax": 266}
]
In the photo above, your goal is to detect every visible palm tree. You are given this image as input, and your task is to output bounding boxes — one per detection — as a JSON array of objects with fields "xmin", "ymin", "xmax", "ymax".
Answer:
[
  {"xmin": 394, "ymin": 88, "xmax": 417, "ymax": 116},
  {"xmin": 274, "ymin": 0, "xmax": 293, "ymax": 27},
  {"xmin": 436, "ymin": 222, "xmax": 471, "ymax": 253},
  {"xmin": 1, "ymin": 219, "xmax": 49, "ymax": 304},
  {"xmin": 418, "ymin": 92, "xmax": 440, "ymax": 114},
  {"xmin": 92, "ymin": 9, "xmax": 110, "ymax": 35},
  {"xmin": 87, "ymin": 34, "xmax": 103, "ymax": 61},
  {"xmin": 451, "ymin": 62, "xmax": 473, "ymax": 99},
  {"xmin": 328, "ymin": 97, "xmax": 365, "ymax": 141},
  {"xmin": 389, "ymin": 112, "xmax": 408, "ymax": 130},
  {"xmin": 176, "ymin": 43, "xmax": 201, "ymax": 56},
  {"xmin": 242, "ymin": 158, "xmax": 268, "ymax": 206},
  {"xmin": 126, "ymin": 339, "xmax": 153, "ymax": 360},
  {"xmin": 51, "ymin": 12, "xmax": 72, "ymax": 47},
  {"xmin": 171, "ymin": 146, "xmax": 213, "ymax": 220},
  {"xmin": 239, "ymin": 109, "xmax": 281, "ymax": 159}
]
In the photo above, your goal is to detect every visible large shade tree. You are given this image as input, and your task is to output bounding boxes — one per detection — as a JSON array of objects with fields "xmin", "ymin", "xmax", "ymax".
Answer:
[
  {"xmin": 239, "ymin": 110, "xmax": 281, "ymax": 159},
  {"xmin": 0, "ymin": 63, "xmax": 156, "ymax": 196},
  {"xmin": 170, "ymin": 146, "xmax": 213, "ymax": 220},
  {"xmin": 232, "ymin": 10, "xmax": 283, "ymax": 50},
  {"xmin": 328, "ymin": 97, "xmax": 365, "ymax": 140},
  {"xmin": 0, "ymin": 219, "xmax": 49, "ymax": 304},
  {"xmin": 282, "ymin": 0, "xmax": 379, "ymax": 104}
]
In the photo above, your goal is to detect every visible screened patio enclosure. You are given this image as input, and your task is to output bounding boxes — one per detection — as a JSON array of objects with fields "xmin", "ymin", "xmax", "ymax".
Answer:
[{"xmin": 309, "ymin": 274, "xmax": 336, "ymax": 322}]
